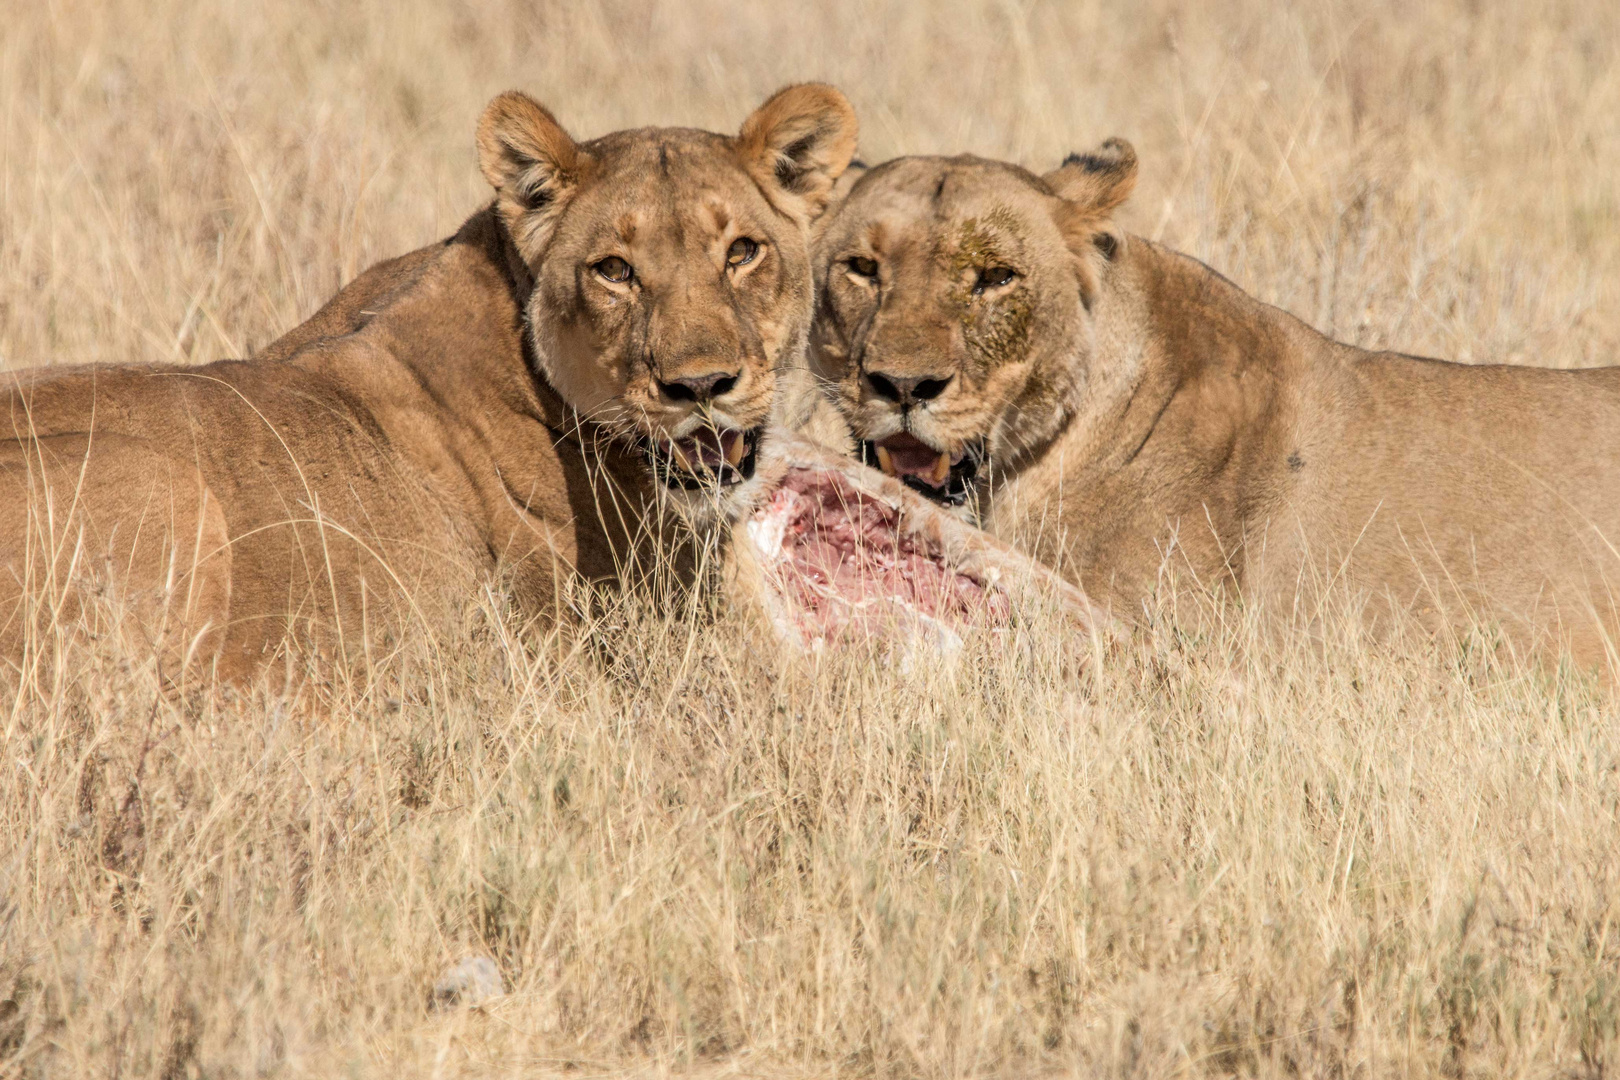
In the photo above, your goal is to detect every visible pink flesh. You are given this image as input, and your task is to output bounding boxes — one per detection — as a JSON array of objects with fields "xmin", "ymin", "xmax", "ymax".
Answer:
[{"xmin": 749, "ymin": 467, "xmax": 1011, "ymax": 647}]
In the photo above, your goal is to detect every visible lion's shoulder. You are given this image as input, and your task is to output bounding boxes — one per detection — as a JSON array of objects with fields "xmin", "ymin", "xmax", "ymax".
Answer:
[{"xmin": 252, "ymin": 244, "xmax": 444, "ymax": 364}]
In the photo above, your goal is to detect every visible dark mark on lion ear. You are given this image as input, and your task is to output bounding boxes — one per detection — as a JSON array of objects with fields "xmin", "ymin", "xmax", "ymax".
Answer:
[
  {"xmin": 784, "ymin": 133, "xmax": 818, "ymax": 159},
  {"xmin": 1287, "ymin": 450, "xmax": 1305, "ymax": 472},
  {"xmin": 515, "ymin": 176, "xmax": 553, "ymax": 211},
  {"xmin": 849, "ymin": 158, "xmax": 868, "ymax": 170},
  {"xmin": 1094, "ymin": 232, "xmax": 1118, "ymax": 259},
  {"xmin": 1063, "ymin": 150, "xmax": 1122, "ymax": 175},
  {"xmin": 774, "ymin": 134, "xmax": 819, "ymax": 191},
  {"xmin": 771, "ymin": 134, "xmax": 822, "ymax": 190},
  {"xmin": 504, "ymin": 148, "xmax": 556, "ymax": 211}
]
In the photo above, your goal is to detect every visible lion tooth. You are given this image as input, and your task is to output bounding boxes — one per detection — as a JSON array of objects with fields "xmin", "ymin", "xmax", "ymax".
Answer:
[
  {"xmin": 668, "ymin": 440, "xmax": 695, "ymax": 474},
  {"xmin": 930, "ymin": 452, "xmax": 951, "ymax": 486},
  {"xmin": 724, "ymin": 432, "xmax": 747, "ymax": 467},
  {"xmin": 874, "ymin": 444, "xmax": 896, "ymax": 476}
]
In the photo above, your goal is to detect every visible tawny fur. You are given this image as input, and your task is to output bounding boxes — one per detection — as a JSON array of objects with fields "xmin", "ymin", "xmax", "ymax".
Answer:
[
  {"xmin": 813, "ymin": 149, "xmax": 1620, "ymax": 669},
  {"xmin": 0, "ymin": 85, "xmax": 857, "ymax": 683}
]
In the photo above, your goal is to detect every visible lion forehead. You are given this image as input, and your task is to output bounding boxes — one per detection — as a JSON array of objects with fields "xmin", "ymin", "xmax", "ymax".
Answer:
[
  {"xmin": 829, "ymin": 162, "xmax": 1058, "ymax": 262},
  {"xmin": 574, "ymin": 131, "xmax": 781, "ymax": 225}
]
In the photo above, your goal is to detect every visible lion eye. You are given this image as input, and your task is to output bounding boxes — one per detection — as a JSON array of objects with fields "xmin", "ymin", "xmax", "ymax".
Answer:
[
  {"xmin": 848, "ymin": 256, "xmax": 879, "ymax": 280},
  {"xmin": 727, "ymin": 237, "xmax": 760, "ymax": 267},
  {"xmin": 973, "ymin": 266, "xmax": 1018, "ymax": 294},
  {"xmin": 594, "ymin": 256, "xmax": 633, "ymax": 284}
]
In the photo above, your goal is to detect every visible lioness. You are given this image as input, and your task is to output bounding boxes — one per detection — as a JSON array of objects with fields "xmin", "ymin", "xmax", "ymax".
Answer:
[
  {"xmin": 812, "ymin": 144, "xmax": 1620, "ymax": 666},
  {"xmin": 0, "ymin": 85, "xmax": 858, "ymax": 682}
]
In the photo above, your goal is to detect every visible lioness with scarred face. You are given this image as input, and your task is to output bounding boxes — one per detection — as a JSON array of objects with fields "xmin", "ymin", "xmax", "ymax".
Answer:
[
  {"xmin": 0, "ymin": 85, "xmax": 856, "ymax": 682},
  {"xmin": 814, "ymin": 144, "xmax": 1620, "ymax": 668}
]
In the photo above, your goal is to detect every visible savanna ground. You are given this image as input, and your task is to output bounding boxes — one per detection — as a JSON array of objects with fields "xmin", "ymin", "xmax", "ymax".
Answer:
[{"xmin": 3, "ymin": 1, "xmax": 1620, "ymax": 1076}]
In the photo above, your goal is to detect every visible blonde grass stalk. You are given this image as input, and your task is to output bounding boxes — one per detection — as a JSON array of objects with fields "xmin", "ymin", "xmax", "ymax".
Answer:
[
  {"xmin": 4, "ymin": 570, "xmax": 1618, "ymax": 1076},
  {"xmin": 4, "ymin": 0, "xmax": 1620, "ymax": 1076}
]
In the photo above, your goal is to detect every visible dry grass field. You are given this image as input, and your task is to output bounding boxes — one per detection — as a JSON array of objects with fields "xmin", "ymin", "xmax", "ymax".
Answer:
[{"xmin": 4, "ymin": 0, "xmax": 1620, "ymax": 1076}]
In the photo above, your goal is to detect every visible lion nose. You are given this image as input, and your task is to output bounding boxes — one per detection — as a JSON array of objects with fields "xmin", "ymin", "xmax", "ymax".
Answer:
[
  {"xmin": 658, "ymin": 370, "xmax": 740, "ymax": 403},
  {"xmin": 866, "ymin": 371, "xmax": 952, "ymax": 406}
]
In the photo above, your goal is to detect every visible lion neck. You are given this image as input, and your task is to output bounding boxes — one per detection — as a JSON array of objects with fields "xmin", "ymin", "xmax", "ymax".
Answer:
[
  {"xmin": 990, "ymin": 236, "xmax": 1311, "ymax": 592},
  {"xmin": 290, "ymin": 207, "xmax": 637, "ymax": 462},
  {"xmin": 1106, "ymin": 237, "xmax": 1303, "ymax": 459},
  {"xmin": 439, "ymin": 208, "xmax": 615, "ymax": 449},
  {"xmin": 264, "ymin": 205, "xmax": 657, "ymax": 546}
]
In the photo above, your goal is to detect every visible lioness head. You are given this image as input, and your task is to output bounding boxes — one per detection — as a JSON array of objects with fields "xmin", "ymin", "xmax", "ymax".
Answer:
[
  {"xmin": 477, "ymin": 85, "xmax": 858, "ymax": 517},
  {"xmin": 811, "ymin": 142, "xmax": 1137, "ymax": 509}
]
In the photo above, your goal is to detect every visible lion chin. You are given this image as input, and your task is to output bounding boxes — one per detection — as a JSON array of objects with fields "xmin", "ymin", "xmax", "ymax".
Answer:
[{"xmin": 640, "ymin": 424, "xmax": 769, "ymax": 527}]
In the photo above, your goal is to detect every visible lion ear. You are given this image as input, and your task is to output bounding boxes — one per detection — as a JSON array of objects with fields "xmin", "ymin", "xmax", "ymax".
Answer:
[
  {"xmin": 477, "ymin": 91, "xmax": 583, "ymax": 258},
  {"xmin": 736, "ymin": 83, "xmax": 859, "ymax": 223},
  {"xmin": 1045, "ymin": 138, "xmax": 1137, "ymax": 307},
  {"xmin": 1044, "ymin": 138, "xmax": 1138, "ymax": 217},
  {"xmin": 827, "ymin": 157, "xmax": 870, "ymax": 206}
]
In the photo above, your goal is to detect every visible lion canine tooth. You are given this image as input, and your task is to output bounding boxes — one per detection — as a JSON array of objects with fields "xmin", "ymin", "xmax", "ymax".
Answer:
[
  {"xmin": 930, "ymin": 451, "xmax": 951, "ymax": 486},
  {"xmin": 668, "ymin": 440, "xmax": 696, "ymax": 474},
  {"xmin": 725, "ymin": 432, "xmax": 747, "ymax": 467},
  {"xmin": 874, "ymin": 444, "xmax": 896, "ymax": 476}
]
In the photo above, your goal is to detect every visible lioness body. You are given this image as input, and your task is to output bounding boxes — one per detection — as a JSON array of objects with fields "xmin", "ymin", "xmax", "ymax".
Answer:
[
  {"xmin": 2, "ymin": 212, "xmax": 644, "ymax": 679},
  {"xmin": 0, "ymin": 86, "xmax": 857, "ymax": 681},
  {"xmin": 996, "ymin": 243, "xmax": 1620, "ymax": 656},
  {"xmin": 816, "ymin": 152, "xmax": 1620, "ymax": 665}
]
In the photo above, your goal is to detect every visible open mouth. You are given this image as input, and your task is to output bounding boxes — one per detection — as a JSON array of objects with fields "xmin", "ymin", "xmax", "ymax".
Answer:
[
  {"xmin": 645, "ymin": 426, "xmax": 761, "ymax": 490},
  {"xmin": 860, "ymin": 432, "xmax": 982, "ymax": 506}
]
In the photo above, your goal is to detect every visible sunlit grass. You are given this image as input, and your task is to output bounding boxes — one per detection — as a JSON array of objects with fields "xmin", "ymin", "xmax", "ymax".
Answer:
[{"xmin": 3, "ymin": 1, "xmax": 1619, "ymax": 1076}]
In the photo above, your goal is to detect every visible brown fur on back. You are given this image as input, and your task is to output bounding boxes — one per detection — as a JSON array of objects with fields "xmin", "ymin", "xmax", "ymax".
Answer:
[
  {"xmin": 2, "ymin": 210, "xmax": 647, "ymax": 681},
  {"xmin": 814, "ymin": 150, "xmax": 1620, "ymax": 669}
]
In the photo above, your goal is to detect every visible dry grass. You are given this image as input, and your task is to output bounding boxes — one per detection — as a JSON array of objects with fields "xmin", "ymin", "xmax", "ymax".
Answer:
[{"xmin": 3, "ymin": 0, "xmax": 1619, "ymax": 1076}]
